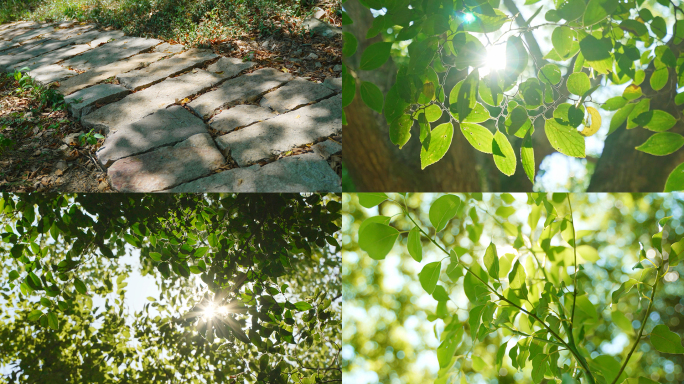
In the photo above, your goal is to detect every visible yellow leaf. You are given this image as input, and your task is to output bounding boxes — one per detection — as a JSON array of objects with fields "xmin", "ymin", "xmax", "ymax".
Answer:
[
  {"xmin": 580, "ymin": 106, "xmax": 601, "ymax": 137},
  {"xmin": 215, "ymin": 71, "xmax": 224, "ymax": 74},
  {"xmin": 295, "ymin": 115, "xmax": 300, "ymax": 119},
  {"xmin": 281, "ymin": 68, "xmax": 289, "ymax": 73}
]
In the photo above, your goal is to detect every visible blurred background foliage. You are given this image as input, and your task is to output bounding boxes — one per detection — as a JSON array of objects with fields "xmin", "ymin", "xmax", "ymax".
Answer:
[{"xmin": 342, "ymin": 193, "xmax": 684, "ymax": 384}]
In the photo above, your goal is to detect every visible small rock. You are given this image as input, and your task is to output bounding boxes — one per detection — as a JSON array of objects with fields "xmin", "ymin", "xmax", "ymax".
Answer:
[
  {"xmin": 333, "ymin": 64, "xmax": 342, "ymax": 72},
  {"xmin": 307, "ymin": 53, "xmax": 319, "ymax": 60},
  {"xmin": 54, "ymin": 160, "xmax": 67, "ymax": 170},
  {"xmin": 292, "ymin": 49, "xmax": 302, "ymax": 57},
  {"xmin": 315, "ymin": 62, "xmax": 322, "ymax": 68},
  {"xmin": 33, "ymin": 150, "xmax": 41, "ymax": 156},
  {"xmin": 313, "ymin": 140, "xmax": 342, "ymax": 160},
  {"xmin": 98, "ymin": 181, "xmax": 108, "ymax": 191}
]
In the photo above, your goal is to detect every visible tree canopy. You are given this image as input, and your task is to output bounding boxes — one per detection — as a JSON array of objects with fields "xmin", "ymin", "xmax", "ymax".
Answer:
[
  {"xmin": 0, "ymin": 193, "xmax": 341, "ymax": 384},
  {"xmin": 342, "ymin": 0, "xmax": 684, "ymax": 192},
  {"xmin": 343, "ymin": 193, "xmax": 684, "ymax": 384}
]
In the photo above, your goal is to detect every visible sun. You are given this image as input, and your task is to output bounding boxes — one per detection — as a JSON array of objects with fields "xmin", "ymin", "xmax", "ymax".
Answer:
[
  {"xmin": 479, "ymin": 43, "xmax": 507, "ymax": 77},
  {"xmin": 202, "ymin": 303, "xmax": 230, "ymax": 320}
]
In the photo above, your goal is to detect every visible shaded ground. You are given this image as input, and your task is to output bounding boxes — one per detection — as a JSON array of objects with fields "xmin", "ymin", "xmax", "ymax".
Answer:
[{"xmin": 0, "ymin": 71, "xmax": 108, "ymax": 192}]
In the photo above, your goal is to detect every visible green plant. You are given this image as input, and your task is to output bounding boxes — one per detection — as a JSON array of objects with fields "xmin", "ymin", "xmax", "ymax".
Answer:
[
  {"xmin": 343, "ymin": 0, "xmax": 684, "ymax": 191},
  {"xmin": 78, "ymin": 129, "xmax": 104, "ymax": 146},
  {"xmin": 351, "ymin": 192, "xmax": 684, "ymax": 384}
]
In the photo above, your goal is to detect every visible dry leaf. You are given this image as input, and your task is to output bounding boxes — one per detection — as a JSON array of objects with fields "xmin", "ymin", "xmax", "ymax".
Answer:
[
  {"xmin": 295, "ymin": 115, "xmax": 300, "ymax": 118},
  {"xmin": 281, "ymin": 67, "xmax": 289, "ymax": 73},
  {"xmin": 215, "ymin": 71, "xmax": 224, "ymax": 74}
]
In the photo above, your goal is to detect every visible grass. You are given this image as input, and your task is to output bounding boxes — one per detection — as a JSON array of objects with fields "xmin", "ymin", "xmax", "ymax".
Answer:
[{"xmin": 0, "ymin": 0, "xmax": 339, "ymax": 47}]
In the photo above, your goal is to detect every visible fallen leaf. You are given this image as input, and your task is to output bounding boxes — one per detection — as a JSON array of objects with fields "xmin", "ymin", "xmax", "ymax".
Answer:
[
  {"xmin": 295, "ymin": 115, "xmax": 300, "ymax": 118},
  {"xmin": 215, "ymin": 71, "xmax": 224, "ymax": 74},
  {"xmin": 281, "ymin": 67, "xmax": 289, "ymax": 73}
]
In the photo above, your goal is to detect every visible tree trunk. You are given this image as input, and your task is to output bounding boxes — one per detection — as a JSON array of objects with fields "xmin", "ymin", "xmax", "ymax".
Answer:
[{"xmin": 588, "ymin": 41, "xmax": 684, "ymax": 192}]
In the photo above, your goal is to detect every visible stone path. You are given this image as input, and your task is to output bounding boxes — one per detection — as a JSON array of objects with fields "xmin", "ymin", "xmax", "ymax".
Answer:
[{"xmin": 0, "ymin": 20, "xmax": 341, "ymax": 192}]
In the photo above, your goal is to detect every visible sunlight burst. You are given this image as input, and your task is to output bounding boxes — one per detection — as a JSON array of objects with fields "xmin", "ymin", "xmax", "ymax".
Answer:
[
  {"xmin": 479, "ymin": 43, "xmax": 507, "ymax": 77},
  {"xmin": 202, "ymin": 303, "xmax": 230, "ymax": 320}
]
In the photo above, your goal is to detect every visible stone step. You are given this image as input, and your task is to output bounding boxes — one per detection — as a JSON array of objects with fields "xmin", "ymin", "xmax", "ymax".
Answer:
[
  {"xmin": 322, "ymin": 77, "xmax": 342, "ymax": 92},
  {"xmin": 0, "ymin": 39, "xmax": 74, "ymax": 70},
  {"xmin": 168, "ymin": 153, "xmax": 340, "ymax": 192},
  {"xmin": 259, "ymin": 77, "xmax": 334, "ymax": 113},
  {"xmin": 0, "ymin": 25, "xmax": 58, "ymax": 50},
  {"xmin": 64, "ymin": 83, "xmax": 129, "ymax": 118},
  {"xmin": 107, "ymin": 133, "xmax": 225, "ymax": 192},
  {"xmin": 209, "ymin": 105, "xmax": 277, "ymax": 133},
  {"xmin": 57, "ymin": 51, "xmax": 170, "ymax": 95},
  {"xmin": 28, "ymin": 64, "xmax": 77, "ymax": 85},
  {"xmin": 116, "ymin": 48, "xmax": 217, "ymax": 90},
  {"xmin": 188, "ymin": 67, "xmax": 290, "ymax": 119},
  {"xmin": 81, "ymin": 69, "xmax": 228, "ymax": 134},
  {"xmin": 10, "ymin": 30, "xmax": 125, "ymax": 72},
  {"xmin": 96, "ymin": 105, "xmax": 209, "ymax": 166},
  {"xmin": 60, "ymin": 36, "xmax": 162, "ymax": 71},
  {"xmin": 215, "ymin": 94, "xmax": 342, "ymax": 167}
]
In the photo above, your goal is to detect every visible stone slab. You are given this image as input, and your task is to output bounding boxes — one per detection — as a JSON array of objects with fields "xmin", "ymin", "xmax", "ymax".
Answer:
[
  {"xmin": 154, "ymin": 42, "xmax": 185, "ymax": 54},
  {"xmin": 60, "ymin": 36, "xmax": 161, "ymax": 71},
  {"xmin": 260, "ymin": 77, "xmax": 334, "ymax": 113},
  {"xmin": 215, "ymin": 94, "xmax": 342, "ymax": 167},
  {"xmin": 57, "ymin": 51, "xmax": 168, "ymax": 95},
  {"xmin": 116, "ymin": 48, "xmax": 217, "ymax": 90},
  {"xmin": 206, "ymin": 57, "xmax": 255, "ymax": 78},
  {"xmin": 209, "ymin": 105, "xmax": 277, "ymax": 133},
  {"xmin": 65, "ymin": 83, "xmax": 130, "ymax": 118},
  {"xmin": 4, "ymin": 25, "xmax": 57, "ymax": 45},
  {"xmin": 188, "ymin": 68, "xmax": 292, "ymax": 119},
  {"xmin": 302, "ymin": 17, "xmax": 342, "ymax": 37},
  {"xmin": 168, "ymin": 153, "xmax": 340, "ymax": 192},
  {"xmin": 107, "ymin": 133, "xmax": 225, "ymax": 192},
  {"xmin": 10, "ymin": 31, "xmax": 125, "ymax": 72},
  {"xmin": 96, "ymin": 105, "xmax": 209, "ymax": 166},
  {"xmin": 313, "ymin": 139, "xmax": 342, "ymax": 160},
  {"xmin": 82, "ymin": 69, "xmax": 224, "ymax": 134},
  {"xmin": 322, "ymin": 77, "xmax": 342, "ymax": 92},
  {"xmin": 28, "ymin": 64, "xmax": 77, "ymax": 85},
  {"xmin": 0, "ymin": 39, "xmax": 73, "ymax": 70}
]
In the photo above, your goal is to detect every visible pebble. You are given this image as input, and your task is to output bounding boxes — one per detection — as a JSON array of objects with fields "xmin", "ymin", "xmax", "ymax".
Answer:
[
  {"xmin": 333, "ymin": 64, "xmax": 342, "ymax": 71},
  {"xmin": 307, "ymin": 53, "xmax": 319, "ymax": 60}
]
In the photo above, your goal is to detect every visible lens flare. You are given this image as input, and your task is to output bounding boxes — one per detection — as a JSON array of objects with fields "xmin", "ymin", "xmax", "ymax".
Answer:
[
  {"xmin": 202, "ymin": 303, "xmax": 230, "ymax": 320},
  {"xmin": 463, "ymin": 13, "xmax": 476, "ymax": 23}
]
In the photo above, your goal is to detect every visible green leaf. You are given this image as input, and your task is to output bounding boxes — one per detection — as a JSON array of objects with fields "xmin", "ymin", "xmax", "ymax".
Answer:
[
  {"xmin": 556, "ymin": 0, "xmax": 585, "ymax": 21},
  {"xmin": 666, "ymin": 162, "xmax": 684, "ymax": 191},
  {"xmin": 583, "ymin": 0, "xmax": 618, "ymax": 26},
  {"xmin": 359, "ymin": 42, "xmax": 392, "ymax": 70},
  {"xmin": 464, "ymin": 270, "xmax": 489, "ymax": 302},
  {"xmin": 544, "ymin": 118, "xmax": 586, "ymax": 158},
  {"xmin": 633, "ymin": 110, "xmax": 677, "ymax": 132},
  {"xmin": 650, "ymin": 68, "xmax": 668, "ymax": 91},
  {"xmin": 577, "ymin": 244, "xmax": 599, "ymax": 262},
  {"xmin": 359, "ymin": 215, "xmax": 391, "ymax": 233},
  {"xmin": 457, "ymin": 69, "xmax": 479, "ymax": 122},
  {"xmin": 407, "ymin": 226, "xmax": 422, "ymax": 262},
  {"xmin": 460, "ymin": 123, "xmax": 494, "ymax": 153},
  {"xmin": 341, "ymin": 65, "xmax": 356, "ymax": 108},
  {"xmin": 608, "ymin": 103, "xmax": 636, "ymax": 134},
  {"xmin": 623, "ymin": 84, "xmax": 642, "ymax": 101},
  {"xmin": 47, "ymin": 312, "xmax": 59, "ymax": 330},
  {"xmin": 472, "ymin": 356, "xmax": 487, "ymax": 371},
  {"xmin": 651, "ymin": 324, "xmax": 684, "ymax": 353},
  {"xmin": 74, "ymin": 279, "xmax": 87, "ymax": 294},
  {"xmin": 635, "ymin": 132, "xmax": 684, "ymax": 156},
  {"xmin": 429, "ymin": 194, "xmax": 462, "ymax": 232},
  {"xmin": 483, "ymin": 243, "xmax": 499, "ymax": 279},
  {"xmin": 603, "ymin": 96, "xmax": 627, "ymax": 111},
  {"xmin": 342, "ymin": 32, "xmax": 359, "ymax": 56},
  {"xmin": 418, "ymin": 261, "xmax": 441, "ymax": 295},
  {"xmin": 567, "ymin": 72, "xmax": 591, "ymax": 96},
  {"xmin": 358, "ymin": 223, "xmax": 399, "ymax": 260},
  {"xmin": 149, "ymin": 252, "xmax": 162, "ymax": 262},
  {"xmin": 620, "ymin": 20, "xmax": 648, "ymax": 37},
  {"xmin": 611, "ymin": 310, "xmax": 633, "ymax": 333},
  {"xmin": 521, "ymin": 131, "xmax": 535, "ymax": 182},
  {"xmin": 8, "ymin": 270, "xmax": 19, "ymax": 282},
  {"xmin": 538, "ymin": 64, "xmax": 561, "ymax": 85},
  {"xmin": 28, "ymin": 309, "xmax": 43, "ymax": 321},
  {"xmin": 389, "ymin": 115, "xmax": 412, "ymax": 149},
  {"xmin": 579, "ymin": 35, "xmax": 611, "ymax": 61},
  {"xmin": 438, "ymin": 324, "xmax": 463, "ymax": 368},
  {"xmin": 531, "ymin": 354, "xmax": 547, "ymax": 383},
  {"xmin": 575, "ymin": 296, "xmax": 598, "ymax": 321},
  {"xmin": 552, "ymin": 26, "xmax": 576, "ymax": 58},
  {"xmin": 359, "ymin": 81, "xmax": 384, "ymax": 113},
  {"xmin": 358, "ymin": 193, "xmax": 388, "ymax": 208},
  {"xmin": 651, "ymin": 16, "xmax": 667, "ymax": 39},
  {"xmin": 194, "ymin": 247, "xmax": 209, "ymax": 257},
  {"xmin": 492, "ymin": 131, "xmax": 516, "ymax": 176},
  {"xmin": 508, "ymin": 260, "xmax": 526, "ymax": 289},
  {"xmin": 592, "ymin": 355, "xmax": 625, "ymax": 384},
  {"xmin": 432, "ymin": 285, "xmax": 449, "ymax": 301},
  {"xmin": 420, "ymin": 122, "xmax": 453, "ymax": 169},
  {"xmin": 612, "ymin": 279, "xmax": 637, "ymax": 303},
  {"xmin": 294, "ymin": 301, "xmax": 313, "ymax": 311},
  {"xmin": 10, "ymin": 244, "xmax": 24, "ymax": 259}
]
